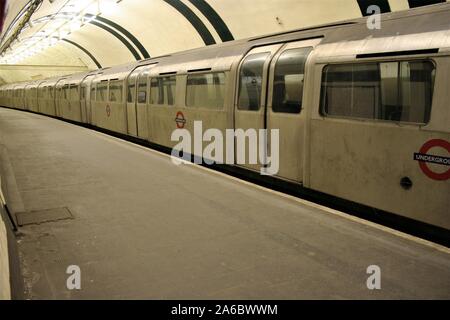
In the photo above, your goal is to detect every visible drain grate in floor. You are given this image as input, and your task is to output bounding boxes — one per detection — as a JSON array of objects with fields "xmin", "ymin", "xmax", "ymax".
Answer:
[{"xmin": 16, "ymin": 207, "xmax": 74, "ymax": 226}]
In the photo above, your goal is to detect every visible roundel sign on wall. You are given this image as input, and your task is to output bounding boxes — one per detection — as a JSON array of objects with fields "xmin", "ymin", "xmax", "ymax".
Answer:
[
  {"xmin": 175, "ymin": 111, "xmax": 186, "ymax": 129},
  {"xmin": 414, "ymin": 139, "xmax": 450, "ymax": 181}
]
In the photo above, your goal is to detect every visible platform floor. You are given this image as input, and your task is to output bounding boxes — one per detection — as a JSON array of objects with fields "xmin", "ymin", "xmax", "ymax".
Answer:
[{"xmin": 0, "ymin": 107, "xmax": 449, "ymax": 300}]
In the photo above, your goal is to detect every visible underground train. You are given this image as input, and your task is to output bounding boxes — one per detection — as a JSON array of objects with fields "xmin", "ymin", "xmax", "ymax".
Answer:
[{"xmin": 1, "ymin": 4, "xmax": 449, "ymax": 231}]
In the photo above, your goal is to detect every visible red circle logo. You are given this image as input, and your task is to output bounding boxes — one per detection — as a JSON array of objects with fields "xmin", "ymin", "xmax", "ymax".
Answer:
[
  {"xmin": 106, "ymin": 105, "xmax": 111, "ymax": 117},
  {"xmin": 175, "ymin": 111, "xmax": 186, "ymax": 129},
  {"xmin": 415, "ymin": 139, "xmax": 450, "ymax": 181}
]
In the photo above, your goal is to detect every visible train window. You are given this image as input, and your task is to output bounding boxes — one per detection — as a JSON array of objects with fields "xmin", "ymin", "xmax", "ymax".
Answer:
[
  {"xmin": 137, "ymin": 78, "xmax": 147, "ymax": 104},
  {"xmin": 149, "ymin": 76, "xmax": 176, "ymax": 106},
  {"xmin": 149, "ymin": 79, "xmax": 158, "ymax": 104},
  {"xmin": 186, "ymin": 72, "xmax": 226, "ymax": 109},
  {"xmin": 272, "ymin": 48, "xmax": 311, "ymax": 114},
  {"xmin": 81, "ymin": 86, "xmax": 87, "ymax": 100},
  {"xmin": 62, "ymin": 85, "xmax": 70, "ymax": 100},
  {"xmin": 109, "ymin": 80, "xmax": 123, "ymax": 103},
  {"xmin": 127, "ymin": 76, "xmax": 136, "ymax": 103},
  {"xmin": 138, "ymin": 90, "xmax": 146, "ymax": 103},
  {"xmin": 127, "ymin": 84, "xmax": 135, "ymax": 103},
  {"xmin": 320, "ymin": 60, "xmax": 435, "ymax": 124},
  {"xmin": 96, "ymin": 83, "xmax": 108, "ymax": 102},
  {"xmin": 321, "ymin": 64, "xmax": 380, "ymax": 119},
  {"xmin": 90, "ymin": 87, "xmax": 96, "ymax": 101},
  {"xmin": 380, "ymin": 61, "xmax": 435, "ymax": 123},
  {"xmin": 238, "ymin": 53, "xmax": 269, "ymax": 111}
]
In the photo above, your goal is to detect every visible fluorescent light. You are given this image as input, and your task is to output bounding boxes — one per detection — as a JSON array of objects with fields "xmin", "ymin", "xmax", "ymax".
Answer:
[{"xmin": 1, "ymin": 0, "xmax": 100, "ymax": 65}]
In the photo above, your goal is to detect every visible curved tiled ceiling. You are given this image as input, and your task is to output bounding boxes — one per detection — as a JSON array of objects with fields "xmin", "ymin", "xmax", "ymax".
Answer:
[{"xmin": 0, "ymin": 0, "xmax": 448, "ymax": 84}]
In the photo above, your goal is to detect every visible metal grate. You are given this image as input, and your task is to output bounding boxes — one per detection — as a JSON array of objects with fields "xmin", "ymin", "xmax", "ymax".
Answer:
[{"xmin": 16, "ymin": 207, "xmax": 73, "ymax": 226}]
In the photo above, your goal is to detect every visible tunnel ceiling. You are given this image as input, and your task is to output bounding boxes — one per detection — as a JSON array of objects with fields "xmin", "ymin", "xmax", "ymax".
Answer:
[{"xmin": 0, "ymin": 0, "xmax": 448, "ymax": 84}]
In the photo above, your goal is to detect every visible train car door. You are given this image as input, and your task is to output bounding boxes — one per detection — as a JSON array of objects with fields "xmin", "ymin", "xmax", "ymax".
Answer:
[
  {"xmin": 37, "ymin": 82, "xmax": 46, "ymax": 113},
  {"xmin": 266, "ymin": 39, "xmax": 320, "ymax": 181},
  {"xmin": 24, "ymin": 84, "xmax": 32, "ymax": 110},
  {"xmin": 136, "ymin": 66, "xmax": 153, "ymax": 139},
  {"xmin": 126, "ymin": 67, "xmax": 141, "ymax": 137},
  {"xmin": 48, "ymin": 83, "xmax": 58, "ymax": 116},
  {"xmin": 126, "ymin": 64, "xmax": 156, "ymax": 138},
  {"xmin": 234, "ymin": 44, "xmax": 283, "ymax": 172},
  {"xmin": 80, "ymin": 75, "xmax": 96, "ymax": 123},
  {"xmin": 54, "ymin": 79, "xmax": 66, "ymax": 117}
]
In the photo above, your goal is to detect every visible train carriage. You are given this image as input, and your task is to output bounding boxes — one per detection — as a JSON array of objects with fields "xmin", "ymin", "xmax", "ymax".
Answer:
[
  {"xmin": 307, "ymin": 27, "xmax": 450, "ymax": 229},
  {"xmin": 1, "ymin": 4, "xmax": 449, "ymax": 231}
]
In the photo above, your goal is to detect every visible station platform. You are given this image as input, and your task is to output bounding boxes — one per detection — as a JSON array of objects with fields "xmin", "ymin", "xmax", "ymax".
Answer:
[{"xmin": 0, "ymin": 107, "xmax": 449, "ymax": 300}]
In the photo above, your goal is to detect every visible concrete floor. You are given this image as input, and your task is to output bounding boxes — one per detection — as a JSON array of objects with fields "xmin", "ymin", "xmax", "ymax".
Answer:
[{"xmin": 0, "ymin": 107, "xmax": 449, "ymax": 300}]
